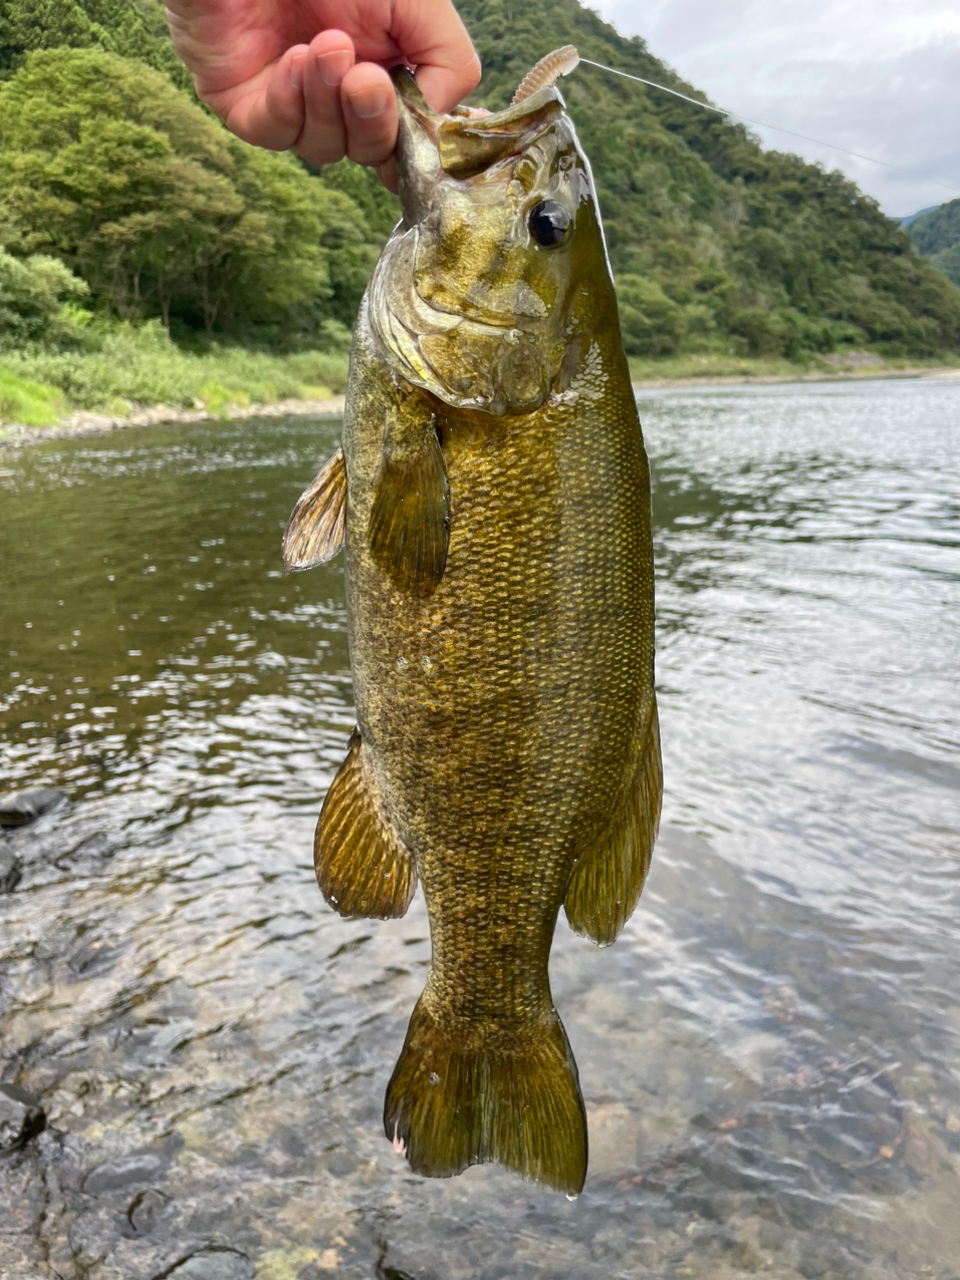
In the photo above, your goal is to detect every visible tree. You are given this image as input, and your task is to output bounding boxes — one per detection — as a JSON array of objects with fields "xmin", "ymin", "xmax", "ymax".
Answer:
[
  {"xmin": 0, "ymin": 47, "xmax": 368, "ymax": 337},
  {"xmin": 0, "ymin": 0, "xmax": 189, "ymax": 85}
]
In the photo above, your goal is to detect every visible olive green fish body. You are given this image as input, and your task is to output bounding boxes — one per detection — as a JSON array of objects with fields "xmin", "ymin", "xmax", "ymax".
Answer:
[{"xmin": 284, "ymin": 55, "xmax": 661, "ymax": 1194}]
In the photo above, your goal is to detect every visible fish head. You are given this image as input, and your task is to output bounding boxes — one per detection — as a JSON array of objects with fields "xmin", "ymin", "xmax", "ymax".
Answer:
[{"xmin": 367, "ymin": 67, "xmax": 615, "ymax": 416}]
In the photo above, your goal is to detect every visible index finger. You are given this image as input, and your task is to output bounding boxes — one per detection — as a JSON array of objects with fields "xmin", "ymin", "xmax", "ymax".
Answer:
[{"xmin": 390, "ymin": 0, "xmax": 481, "ymax": 113}]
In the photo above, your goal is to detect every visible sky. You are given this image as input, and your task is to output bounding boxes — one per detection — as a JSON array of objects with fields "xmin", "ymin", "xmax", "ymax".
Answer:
[{"xmin": 593, "ymin": 0, "xmax": 960, "ymax": 218}]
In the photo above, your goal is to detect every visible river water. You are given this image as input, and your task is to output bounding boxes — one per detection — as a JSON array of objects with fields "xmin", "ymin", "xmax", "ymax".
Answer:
[{"xmin": 1, "ymin": 377, "xmax": 958, "ymax": 1280}]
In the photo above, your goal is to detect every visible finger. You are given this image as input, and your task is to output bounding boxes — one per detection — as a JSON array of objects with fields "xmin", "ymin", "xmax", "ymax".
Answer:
[
  {"xmin": 342, "ymin": 63, "xmax": 398, "ymax": 168},
  {"xmin": 296, "ymin": 30, "xmax": 355, "ymax": 167},
  {"xmin": 260, "ymin": 46, "xmax": 308, "ymax": 150},
  {"xmin": 390, "ymin": 0, "xmax": 482, "ymax": 112},
  {"xmin": 202, "ymin": 46, "xmax": 306, "ymax": 151}
]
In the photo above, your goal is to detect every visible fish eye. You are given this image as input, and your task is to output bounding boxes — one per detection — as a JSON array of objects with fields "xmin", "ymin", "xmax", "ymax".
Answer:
[{"xmin": 527, "ymin": 200, "xmax": 571, "ymax": 248}]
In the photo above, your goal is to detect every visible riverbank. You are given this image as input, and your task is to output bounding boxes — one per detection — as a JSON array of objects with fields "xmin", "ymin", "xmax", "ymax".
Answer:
[
  {"xmin": 632, "ymin": 365, "xmax": 960, "ymax": 389},
  {"xmin": 627, "ymin": 349, "xmax": 960, "ymax": 386},
  {"xmin": 0, "ymin": 394, "xmax": 347, "ymax": 449},
  {"xmin": 4, "ymin": 357, "xmax": 960, "ymax": 449},
  {"xmin": 0, "ymin": 325, "xmax": 352, "ymax": 440}
]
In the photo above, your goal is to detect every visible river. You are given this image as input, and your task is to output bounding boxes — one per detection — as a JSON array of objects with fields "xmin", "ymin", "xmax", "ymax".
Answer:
[{"xmin": 1, "ymin": 376, "xmax": 958, "ymax": 1279}]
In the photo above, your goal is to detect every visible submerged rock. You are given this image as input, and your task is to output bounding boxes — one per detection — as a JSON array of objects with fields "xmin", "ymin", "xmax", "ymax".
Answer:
[
  {"xmin": 126, "ymin": 1188, "xmax": 172, "ymax": 1235},
  {"xmin": 83, "ymin": 1149, "xmax": 168, "ymax": 1195},
  {"xmin": 0, "ymin": 847, "xmax": 21, "ymax": 893},
  {"xmin": 159, "ymin": 1249, "xmax": 254, "ymax": 1280},
  {"xmin": 0, "ymin": 787, "xmax": 67, "ymax": 828},
  {"xmin": 0, "ymin": 1083, "xmax": 46, "ymax": 1150}
]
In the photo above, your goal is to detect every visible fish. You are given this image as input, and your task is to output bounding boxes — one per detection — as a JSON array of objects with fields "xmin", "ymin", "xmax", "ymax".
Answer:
[{"xmin": 283, "ymin": 47, "xmax": 662, "ymax": 1195}]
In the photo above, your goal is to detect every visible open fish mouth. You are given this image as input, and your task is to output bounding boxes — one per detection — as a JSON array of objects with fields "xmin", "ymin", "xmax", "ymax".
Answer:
[
  {"xmin": 392, "ymin": 46, "xmax": 579, "ymax": 182},
  {"xmin": 392, "ymin": 67, "xmax": 560, "ymax": 180}
]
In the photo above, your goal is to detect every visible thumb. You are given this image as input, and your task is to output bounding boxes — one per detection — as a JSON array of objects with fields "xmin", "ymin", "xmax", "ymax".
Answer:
[{"xmin": 392, "ymin": 0, "xmax": 481, "ymax": 112}]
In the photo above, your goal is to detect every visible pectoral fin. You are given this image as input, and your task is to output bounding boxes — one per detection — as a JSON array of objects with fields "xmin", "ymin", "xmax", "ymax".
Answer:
[
  {"xmin": 368, "ymin": 425, "xmax": 449, "ymax": 597},
  {"xmin": 564, "ymin": 705, "xmax": 662, "ymax": 946},
  {"xmin": 315, "ymin": 730, "xmax": 417, "ymax": 919},
  {"xmin": 282, "ymin": 446, "xmax": 347, "ymax": 572}
]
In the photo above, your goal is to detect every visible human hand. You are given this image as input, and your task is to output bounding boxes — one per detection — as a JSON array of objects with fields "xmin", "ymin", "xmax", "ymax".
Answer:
[{"xmin": 163, "ymin": 0, "xmax": 480, "ymax": 186}]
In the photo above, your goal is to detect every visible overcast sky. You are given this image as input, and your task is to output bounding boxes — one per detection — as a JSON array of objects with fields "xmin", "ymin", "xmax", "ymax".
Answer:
[{"xmin": 593, "ymin": 0, "xmax": 960, "ymax": 217}]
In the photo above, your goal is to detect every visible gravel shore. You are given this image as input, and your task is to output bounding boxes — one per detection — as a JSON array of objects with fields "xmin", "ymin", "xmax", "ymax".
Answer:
[{"xmin": 0, "ymin": 395, "xmax": 346, "ymax": 449}]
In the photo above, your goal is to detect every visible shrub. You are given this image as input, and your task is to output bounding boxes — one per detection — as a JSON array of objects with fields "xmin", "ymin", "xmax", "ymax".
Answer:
[
  {"xmin": 2, "ymin": 320, "xmax": 350, "ymax": 412},
  {"xmin": 0, "ymin": 248, "xmax": 89, "ymax": 348}
]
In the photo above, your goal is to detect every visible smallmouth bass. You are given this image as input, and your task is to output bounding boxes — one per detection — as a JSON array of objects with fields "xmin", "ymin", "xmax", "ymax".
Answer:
[{"xmin": 284, "ymin": 48, "xmax": 662, "ymax": 1195}]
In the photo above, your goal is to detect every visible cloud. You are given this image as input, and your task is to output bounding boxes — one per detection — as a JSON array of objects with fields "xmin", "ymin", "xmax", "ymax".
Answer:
[{"xmin": 594, "ymin": 0, "xmax": 960, "ymax": 215}]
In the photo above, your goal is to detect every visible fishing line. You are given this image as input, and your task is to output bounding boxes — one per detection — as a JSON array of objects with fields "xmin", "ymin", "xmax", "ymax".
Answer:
[{"xmin": 579, "ymin": 57, "xmax": 960, "ymax": 199}]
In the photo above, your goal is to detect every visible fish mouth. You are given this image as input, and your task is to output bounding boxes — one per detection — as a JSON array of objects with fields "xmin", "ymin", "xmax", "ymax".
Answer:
[{"xmin": 391, "ymin": 66, "xmax": 563, "ymax": 196}]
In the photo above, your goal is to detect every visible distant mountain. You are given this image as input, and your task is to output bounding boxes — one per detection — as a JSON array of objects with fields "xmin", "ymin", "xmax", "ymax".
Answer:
[
  {"xmin": 901, "ymin": 205, "xmax": 940, "ymax": 228},
  {"xmin": 907, "ymin": 199, "xmax": 960, "ymax": 289},
  {"xmin": 908, "ymin": 200, "xmax": 960, "ymax": 255}
]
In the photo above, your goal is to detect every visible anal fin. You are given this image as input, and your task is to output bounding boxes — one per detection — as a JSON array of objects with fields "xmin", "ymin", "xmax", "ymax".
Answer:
[
  {"xmin": 564, "ymin": 704, "xmax": 662, "ymax": 946},
  {"xmin": 315, "ymin": 730, "xmax": 417, "ymax": 919},
  {"xmin": 283, "ymin": 446, "xmax": 347, "ymax": 572}
]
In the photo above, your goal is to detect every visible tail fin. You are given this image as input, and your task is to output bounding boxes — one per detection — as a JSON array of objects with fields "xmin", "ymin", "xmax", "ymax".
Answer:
[{"xmin": 383, "ymin": 996, "xmax": 587, "ymax": 1195}]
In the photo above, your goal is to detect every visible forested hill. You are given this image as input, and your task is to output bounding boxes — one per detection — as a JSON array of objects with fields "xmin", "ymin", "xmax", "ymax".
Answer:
[
  {"xmin": 908, "ymin": 200, "xmax": 960, "ymax": 290},
  {"xmin": 456, "ymin": 0, "xmax": 960, "ymax": 359},
  {"xmin": 2, "ymin": 0, "xmax": 960, "ymax": 361}
]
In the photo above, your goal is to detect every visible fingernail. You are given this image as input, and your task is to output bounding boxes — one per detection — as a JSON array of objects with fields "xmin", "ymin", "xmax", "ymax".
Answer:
[
  {"xmin": 288, "ymin": 54, "xmax": 305, "ymax": 93},
  {"xmin": 349, "ymin": 86, "xmax": 389, "ymax": 119},
  {"xmin": 317, "ymin": 49, "xmax": 351, "ymax": 88}
]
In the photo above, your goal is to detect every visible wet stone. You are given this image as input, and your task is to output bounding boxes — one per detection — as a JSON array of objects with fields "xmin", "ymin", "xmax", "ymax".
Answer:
[
  {"xmin": 84, "ymin": 1149, "xmax": 169, "ymax": 1194},
  {"xmin": 55, "ymin": 832, "xmax": 115, "ymax": 869},
  {"xmin": 127, "ymin": 1189, "xmax": 172, "ymax": 1235},
  {"xmin": 0, "ymin": 847, "xmax": 21, "ymax": 893},
  {"xmin": 269, "ymin": 1124, "xmax": 309, "ymax": 1160},
  {"xmin": 323, "ymin": 1148, "xmax": 358, "ymax": 1177},
  {"xmin": 160, "ymin": 1248, "xmax": 254, "ymax": 1280},
  {"xmin": 0, "ymin": 787, "xmax": 67, "ymax": 828},
  {"xmin": 799, "ymin": 1237, "xmax": 869, "ymax": 1280},
  {"xmin": 0, "ymin": 1082, "xmax": 46, "ymax": 1150},
  {"xmin": 69, "ymin": 935, "xmax": 122, "ymax": 977}
]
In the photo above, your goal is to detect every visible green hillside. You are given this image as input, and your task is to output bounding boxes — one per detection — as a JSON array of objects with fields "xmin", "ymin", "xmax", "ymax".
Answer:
[
  {"xmin": 457, "ymin": 0, "xmax": 960, "ymax": 360},
  {"xmin": 908, "ymin": 199, "xmax": 960, "ymax": 289},
  {"xmin": 2, "ymin": 0, "xmax": 960, "ymax": 391}
]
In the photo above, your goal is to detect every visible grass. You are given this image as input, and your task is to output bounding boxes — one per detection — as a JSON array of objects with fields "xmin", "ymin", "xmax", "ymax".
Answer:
[
  {"xmin": 0, "ymin": 321, "xmax": 349, "ymax": 425},
  {"xmin": 626, "ymin": 350, "xmax": 959, "ymax": 383},
  {"xmin": 0, "ymin": 366, "xmax": 65, "ymax": 426}
]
